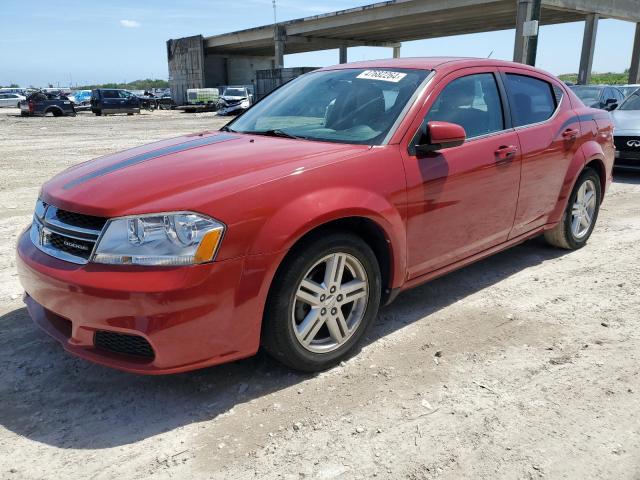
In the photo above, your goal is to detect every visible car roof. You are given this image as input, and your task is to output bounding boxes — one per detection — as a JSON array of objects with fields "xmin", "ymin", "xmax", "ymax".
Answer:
[{"xmin": 317, "ymin": 57, "xmax": 556, "ymax": 76}]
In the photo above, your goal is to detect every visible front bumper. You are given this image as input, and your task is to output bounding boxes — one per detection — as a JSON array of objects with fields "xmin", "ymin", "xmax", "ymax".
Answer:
[
  {"xmin": 614, "ymin": 135, "xmax": 640, "ymax": 171},
  {"xmin": 16, "ymin": 230, "xmax": 279, "ymax": 374}
]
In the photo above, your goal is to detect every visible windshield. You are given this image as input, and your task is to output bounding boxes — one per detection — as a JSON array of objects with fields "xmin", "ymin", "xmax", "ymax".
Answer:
[
  {"xmin": 571, "ymin": 86, "xmax": 602, "ymax": 106},
  {"xmin": 227, "ymin": 68, "xmax": 430, "ymax": 145},
  {"xmin": 619, "ymin": 91, "xmax": 640, "ymax": 110},
  {"xmin": 619, "ymin": 86, "xmax": 638, "ymax": 98},
  {"xmin": 223, "ymin": 88, "xmax": 246, "ymax": 97}
]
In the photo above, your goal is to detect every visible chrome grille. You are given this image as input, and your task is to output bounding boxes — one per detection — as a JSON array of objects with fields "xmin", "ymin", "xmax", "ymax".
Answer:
[{"xmin": 30, "ymin": 200, "xmax": 107, "ymax": 264}]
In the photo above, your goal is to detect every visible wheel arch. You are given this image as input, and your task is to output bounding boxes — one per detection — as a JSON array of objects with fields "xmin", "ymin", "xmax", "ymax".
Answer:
[
  {"xmin": 44, "ymin": 106, "xmax": 63, "ymax": 117},
  {"xmin": 584, "ymin": 157, "xmax": 606, "ymax": 194},
  {"xmin": 273, "ymin": 216, "xmax": 396, "ymax": 304},
  {"xmin": 547, "ymin": 142, "xmax": 605, "ymax": 226},
  {"xmin": 245, "ymin": 186, "xmax": 407, "ymax": 295}
]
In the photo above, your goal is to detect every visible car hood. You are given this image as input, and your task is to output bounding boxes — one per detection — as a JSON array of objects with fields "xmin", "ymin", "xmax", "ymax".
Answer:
[
  {"xmin": 42, "ymin": 131, "xmax": 367, "ymax": 218},
  {"xmin": 612, "ymin": 110, "xmax": 640, "ymax": 134}
]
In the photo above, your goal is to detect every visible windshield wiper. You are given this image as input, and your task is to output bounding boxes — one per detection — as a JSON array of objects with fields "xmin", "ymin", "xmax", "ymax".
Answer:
[
  {"xmin": 246, "ymin": 129, "xmax": 304, "ymax": 140},
  {"xmin": 220, "ymin": 125, "xmax": 236, "ymax": 132}
]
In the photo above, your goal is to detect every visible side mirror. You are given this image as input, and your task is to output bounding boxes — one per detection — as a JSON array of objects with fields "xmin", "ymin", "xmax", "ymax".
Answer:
[
  {"xmin": 415, "ymin": 121, "xmax": 466, "ymax": 154},
  {"xmin": 604, "ymin": 98, "xmax": 618, "ymax": 111}
]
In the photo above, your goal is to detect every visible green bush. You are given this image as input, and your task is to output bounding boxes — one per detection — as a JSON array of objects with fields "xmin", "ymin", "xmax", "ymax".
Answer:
[{"xmin": 558, "ymin": 71, "xmax": 630, "ymax": 85}]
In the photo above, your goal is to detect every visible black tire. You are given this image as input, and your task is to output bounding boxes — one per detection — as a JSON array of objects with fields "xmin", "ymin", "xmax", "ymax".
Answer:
[
  {"xmin": 544, "ymin": 167, "xmax": 601, "ymax": 250},
  {"xmin": 127, "ymin": 112, "xmax": 134, "ymax": 116},
  {"xmin": 94, "ymin": 110, "xmax": 102, "ymax": 116},
  {"xmin": 262, "ymin": 232, "xmax": 382, "ymax": 372}
]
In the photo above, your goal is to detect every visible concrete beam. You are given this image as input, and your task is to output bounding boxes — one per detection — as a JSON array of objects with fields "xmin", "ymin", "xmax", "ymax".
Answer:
[
  {"xmin": 630, "ymin": 23, "xmax": 640, "ymax": 84},
  {"xmin": 542, "ymin": 0, "xmax": 640, "ymax": 22},
  {"xmin": 285, "ymin": 0, "xmax": 488, "ymax": 36},
  {"xmin": 286, "ymin": 35, "xmax": 399, "ymax": 49},
  {"xmin": 578, "ymin": 13, "xmax": 598, "ymax": 85}
]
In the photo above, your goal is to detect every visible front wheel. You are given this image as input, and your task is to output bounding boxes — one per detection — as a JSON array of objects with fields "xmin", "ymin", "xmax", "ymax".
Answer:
[
  {"xmin": 544, "ymin": 167, "xmax": 601, "ymax": 249},
  {"xmin": 262, "ymin": 232, "xmax": 381, "ymax": 372}
]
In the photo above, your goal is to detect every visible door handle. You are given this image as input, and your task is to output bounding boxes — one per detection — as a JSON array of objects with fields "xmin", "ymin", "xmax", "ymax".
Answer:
[
  {"xmin": 494, "ymin": 145, "xmax": 518, "ymax": 163},
  {"xmin": 562, "ymin": 128, "xmax": 579, "ymax": 140}
]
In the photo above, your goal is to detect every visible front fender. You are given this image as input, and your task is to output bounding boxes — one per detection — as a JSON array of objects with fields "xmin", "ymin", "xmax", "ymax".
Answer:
[{"xmin": 248, "ymin": 186, "xmax": 407, "ymax": 289}]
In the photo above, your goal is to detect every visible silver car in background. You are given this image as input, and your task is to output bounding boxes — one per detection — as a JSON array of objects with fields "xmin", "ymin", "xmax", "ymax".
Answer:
[{"xmin": 612, "ymin": 89, "xmax": 640, "ymax": 170}]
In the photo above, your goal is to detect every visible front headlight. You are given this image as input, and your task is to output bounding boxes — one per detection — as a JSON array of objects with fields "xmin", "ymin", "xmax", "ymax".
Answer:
[{"xmin": 93, "ymin": 212, "xmax": 224, "ymax": 266}]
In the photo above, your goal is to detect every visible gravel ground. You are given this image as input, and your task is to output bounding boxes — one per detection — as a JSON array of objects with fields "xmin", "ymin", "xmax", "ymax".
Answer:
[{"xmin": 0, "ymin": 108, "xmax": 639, "ymax": 480}]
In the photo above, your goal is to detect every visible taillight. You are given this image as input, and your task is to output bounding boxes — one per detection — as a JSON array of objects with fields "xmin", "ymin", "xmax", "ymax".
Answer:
[{"xmin": 28, "ymin": 101, "xmax": 35, "ymax": 113}]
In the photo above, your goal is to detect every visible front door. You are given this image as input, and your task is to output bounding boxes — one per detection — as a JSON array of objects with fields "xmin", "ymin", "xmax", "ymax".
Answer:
[{"xmin": 401, "ymin": 69, "xmax": 522, "ymax": 278}]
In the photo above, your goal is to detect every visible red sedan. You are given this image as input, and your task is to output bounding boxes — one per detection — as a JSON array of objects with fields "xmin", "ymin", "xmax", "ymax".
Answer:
[{"xmin": 17, "ymin": 58, "xmax": 614, "ymax": 374}]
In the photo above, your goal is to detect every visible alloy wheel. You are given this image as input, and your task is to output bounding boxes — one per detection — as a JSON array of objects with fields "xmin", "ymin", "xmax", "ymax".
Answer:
[
  {"xmin": 292, "ymin": 252, "xmax": 369, "ymax": 353},
  {"xmin": 571, "ymin": 179, "xmax": 597, "ymax": 239}
]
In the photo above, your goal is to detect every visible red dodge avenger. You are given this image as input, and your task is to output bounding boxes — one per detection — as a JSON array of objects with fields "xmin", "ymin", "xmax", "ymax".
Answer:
[{"xmin": 17, "ymin": 58, "xmax": 614, "ymax": 373}]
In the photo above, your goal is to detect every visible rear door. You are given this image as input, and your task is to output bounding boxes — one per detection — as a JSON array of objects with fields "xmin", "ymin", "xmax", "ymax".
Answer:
[
  {"xmin": 400, "ymin": 68, "xmax": 522, "ymax": 277},
  {"xmin": 499, "ymin": 68, "xmax": 581, "ymax": 238}
]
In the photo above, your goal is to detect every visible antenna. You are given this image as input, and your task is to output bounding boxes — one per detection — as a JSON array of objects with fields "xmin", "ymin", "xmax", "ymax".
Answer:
[{"xmin": 487, "ymin": 50, "xmax": 494, "ymax": 58}]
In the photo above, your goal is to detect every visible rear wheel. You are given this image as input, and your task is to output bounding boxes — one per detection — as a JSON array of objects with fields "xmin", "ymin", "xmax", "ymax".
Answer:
[
  {"xmin": 544, "ymin": 167, "xmax": 601, "ymax": 249},
  {"xmin": 262, "ymin": 232, "xmax": 381, "ymax": 372}
]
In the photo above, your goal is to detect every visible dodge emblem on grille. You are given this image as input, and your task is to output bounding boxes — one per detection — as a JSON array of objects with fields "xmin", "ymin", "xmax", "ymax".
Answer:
[
  {"xmin": 627, "ymin": 140, "xmax": 640, "ymax": 147},
  {"xmin": 63, "ymin": 239, "xmax": 89, "ymax": 251}
]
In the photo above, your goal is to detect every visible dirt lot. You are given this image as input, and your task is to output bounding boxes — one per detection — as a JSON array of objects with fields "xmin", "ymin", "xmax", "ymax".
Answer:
[{"xmin": 0, "ymin": 107, "xmax": 639, "ymax": 480}]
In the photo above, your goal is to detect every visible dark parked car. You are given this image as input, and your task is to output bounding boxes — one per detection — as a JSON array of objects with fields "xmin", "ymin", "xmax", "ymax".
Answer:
[
  {"xmin": 90, "ymin": 89, "xmax": 141, "ymax": 116},
  {"xmin": 612, "ymin": 89, "xmax": 640, "ymax": 170},
  {"xmin": 19, "ymin": 91, "xmax": 76, "ymax": 117},
  {"xmin": 569, "ymin": 85, "xmax": 625, "ymax": 111}
]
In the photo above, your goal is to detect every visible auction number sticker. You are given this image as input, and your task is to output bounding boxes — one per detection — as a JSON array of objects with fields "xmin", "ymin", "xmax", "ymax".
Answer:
[{"xmin": 356, "ymin": 70, "xmax": 407, "ymax": 82}]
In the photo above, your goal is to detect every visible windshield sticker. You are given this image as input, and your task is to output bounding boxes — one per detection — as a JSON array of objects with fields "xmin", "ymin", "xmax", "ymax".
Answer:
[{"xmin": 356, "ymin": 70, "xmax": 407, "ymax": 83}]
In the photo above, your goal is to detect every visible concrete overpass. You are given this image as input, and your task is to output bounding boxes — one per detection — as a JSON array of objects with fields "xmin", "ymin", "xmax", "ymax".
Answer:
[{"xmin": 167, "ymin": 0, "xmax": 640, "ymax": 103}]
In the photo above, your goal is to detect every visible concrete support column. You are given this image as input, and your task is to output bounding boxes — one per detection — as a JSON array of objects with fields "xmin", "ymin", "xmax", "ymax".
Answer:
[
  {"xmin": 578, "ymin": 14, "xmax": 599, "ymax": 85},
  {"xmin": 274, "ymin": 26, "xmax": 285, "ymax": 69},
  {"xmin": 629, "ymin": 23, "xmax": 640, "ymax": 84},
  {"xmin": 339, "ymin": 45, "xmax": 348, "ymax": 64},
  {"xmin": 393, "ymin": 45, "xmax": 401, "ymax": 58},
  {"xmin": 513, "ymin": 0, "xmax": 532, "ymax": 64}
]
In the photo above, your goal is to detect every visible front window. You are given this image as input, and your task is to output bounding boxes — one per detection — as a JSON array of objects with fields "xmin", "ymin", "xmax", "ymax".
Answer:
[
  {"xmin": 425, "ymin": 73, "xmax": 504, "ymax": 138},
  {"xmin": 228, "ymin": 68, "xmax": 430, "ymax": 145},
  {"xmin": 619, "ymin": 91, "xmax": 640, "ymax": 111}
]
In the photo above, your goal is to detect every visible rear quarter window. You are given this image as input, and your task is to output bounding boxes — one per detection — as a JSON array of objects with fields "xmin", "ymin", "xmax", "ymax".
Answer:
[{"xmin": 504, "ymin": 73, "xmax": 558, "ymax": 127}]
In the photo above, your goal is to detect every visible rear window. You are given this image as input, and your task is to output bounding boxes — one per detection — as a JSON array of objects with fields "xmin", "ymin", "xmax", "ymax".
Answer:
[{"xmin": 504, "ymin": 74, "xmax": 557, "ymax": 127}]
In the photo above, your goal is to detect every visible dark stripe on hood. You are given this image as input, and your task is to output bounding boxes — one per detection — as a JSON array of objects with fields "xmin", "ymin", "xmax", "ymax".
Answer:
[{"xmin": 63, "ymin": 134, "xmax": 239, "ymax": 190}]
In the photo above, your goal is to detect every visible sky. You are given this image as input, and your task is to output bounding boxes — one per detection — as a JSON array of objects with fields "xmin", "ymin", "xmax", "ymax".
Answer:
[{"xmin": 0, "ymin": 0, "xmax": 637, "ymax": 87}]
